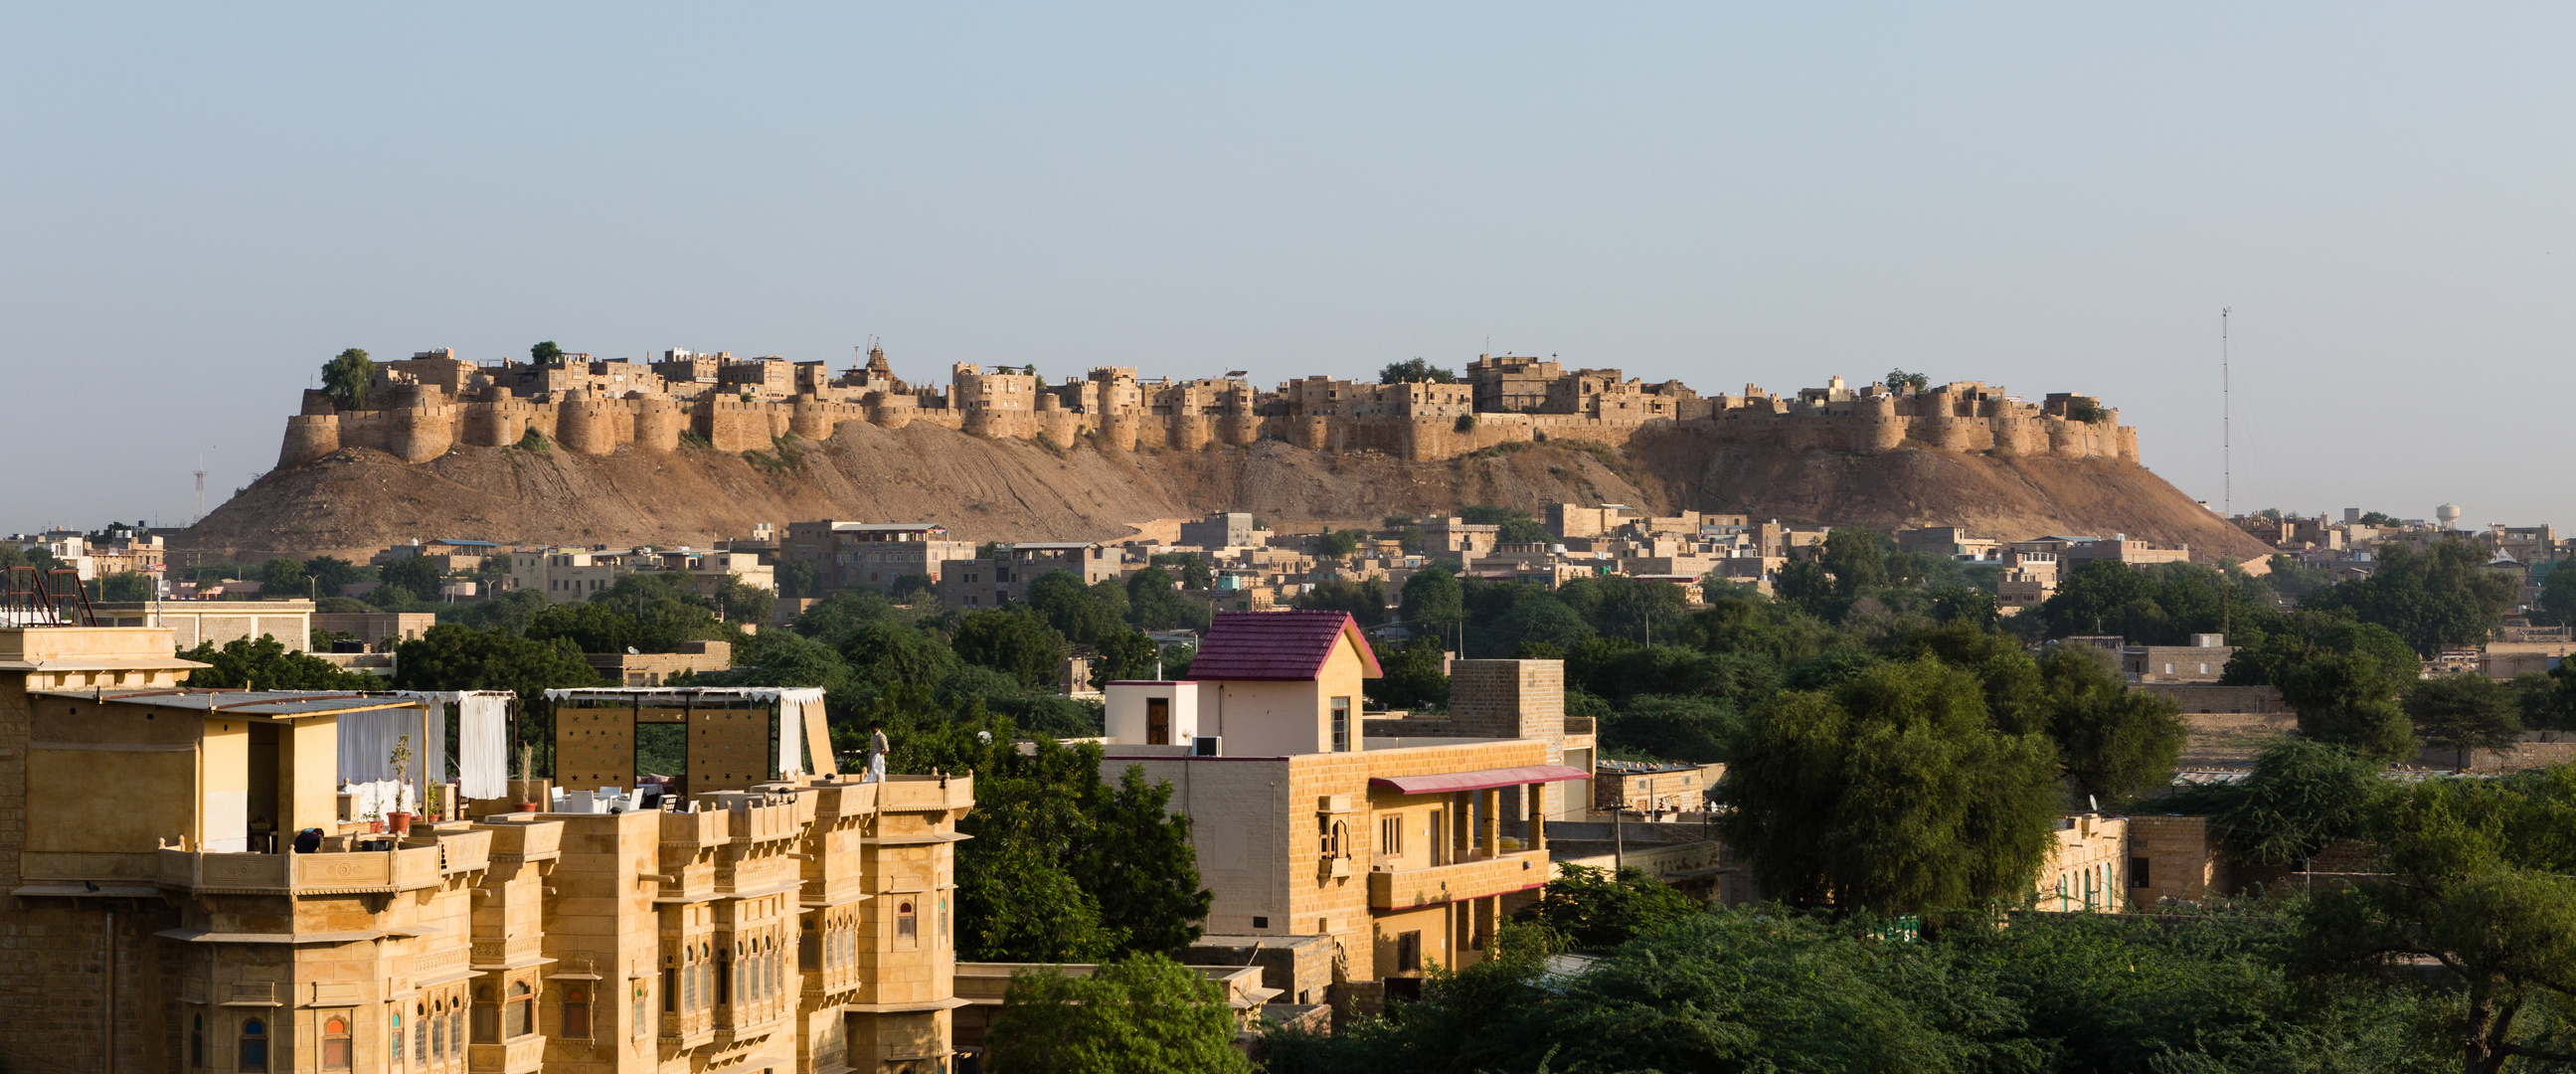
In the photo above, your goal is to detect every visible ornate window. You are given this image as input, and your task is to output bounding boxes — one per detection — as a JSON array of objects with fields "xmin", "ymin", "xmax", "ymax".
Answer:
[
  {"xmin": 390, "ymin": 1010, "xmax": 402, "ymax": 1067},
  {"xmin": 563, "ymin": 986, "xmax": 592, "ymax": 1039},
  {"xmin": 896, "ymin": 900, "xmax": 918, "ymax": 947},
  {"xmin": 321, "ymin": 1015, "xmax": 352, "ymax": 1070},
  {"xmin": 429, "ymin": 1001, "xmax": 445, "ymax": 1059},
  {"xmin": 633, "ymin": 980, "xmax": 651, "ymax": 1039},
  {"xmin": 508, "ymin": 982, "xmax": 535, "ymax": 1037},
  {"xmin": 472, "ymin": 984, "xmax": 500, "ymax": 1042},
  {"xmin": 238, "ymin": 1018, "xmax": 268, "ymax": 1073}
]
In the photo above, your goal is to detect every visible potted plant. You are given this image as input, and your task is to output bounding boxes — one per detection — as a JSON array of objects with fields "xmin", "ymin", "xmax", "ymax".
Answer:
[
  {"xmin": 512, "ymin": 745, "xmax": 544, "ymax": 811},
  {"xmin": 387, "ymin": 735, "xmax": 416, "ymax": 835}
]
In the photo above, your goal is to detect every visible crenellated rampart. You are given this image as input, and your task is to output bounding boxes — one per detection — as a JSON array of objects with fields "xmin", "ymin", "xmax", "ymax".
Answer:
[{"xmin": 277, "ymin": 376, "xmax": 2141, "ymax": 469}]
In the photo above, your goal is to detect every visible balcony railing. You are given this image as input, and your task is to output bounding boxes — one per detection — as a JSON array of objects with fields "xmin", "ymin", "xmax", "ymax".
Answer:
[
  {"xmin": 154, "ymin": 843, "xmax": 464, "ymax": 895},
  {"xmin": 1367, "ymin": 850, "xmax": 1550, "ymax": 911}
]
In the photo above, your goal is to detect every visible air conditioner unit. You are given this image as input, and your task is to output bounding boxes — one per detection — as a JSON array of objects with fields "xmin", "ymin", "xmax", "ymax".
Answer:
[{"xmin": 1191, "ymin": 736, "xmax": 1222, "ymax": 757}]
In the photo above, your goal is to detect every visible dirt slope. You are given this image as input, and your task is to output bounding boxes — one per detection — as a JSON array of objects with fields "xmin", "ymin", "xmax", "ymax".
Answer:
[{"xmin": 180, "ymin": 420, "xmax": 2273, "ymax": 565}]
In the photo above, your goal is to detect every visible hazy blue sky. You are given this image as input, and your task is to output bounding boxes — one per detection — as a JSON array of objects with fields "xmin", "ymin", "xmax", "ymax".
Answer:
[{"xmin": 5, "ymin": 5, "xmax": 2570, "ymax": 536}]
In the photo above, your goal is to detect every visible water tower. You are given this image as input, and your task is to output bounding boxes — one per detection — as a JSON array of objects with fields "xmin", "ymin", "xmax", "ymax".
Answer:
[{"xmin": 2437, "ymin": 503, "xmax": 2464, "ymax": 530}]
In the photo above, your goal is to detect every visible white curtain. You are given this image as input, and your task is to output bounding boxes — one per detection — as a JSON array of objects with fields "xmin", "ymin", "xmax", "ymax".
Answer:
[
  {"xmin": 336, "ymin": 708, "xmax": 427, "ymax": 784},
  {"xmin": 458, "ymin": 693, "xmax": 509, "ymax": 800},
  {"xmin": 776, "ymin": 687, "xmax": 827, "ymax": 777}
]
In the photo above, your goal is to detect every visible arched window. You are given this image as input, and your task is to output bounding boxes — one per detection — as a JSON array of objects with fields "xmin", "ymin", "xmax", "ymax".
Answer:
[
  {"xmin": 896, "ymin": 900, "xmax": 918, "ymax": 947},
  {"xmin": 471, "ymin": 984, "xmax": 500, "ymax": 1042},
  {"xmin": 390, "ymin": 1009, "xmax": 403, "ymax": 1067},
  {"xmin": 563, "ymin": 986, "xmax": 592, "ymax": 1039},
  {"xmin": 508, "ymin": 982, "xmax": 535, "ymax": 1037},
  {"xmin": 321, "ymin": 1015, "xmax": 352, "ymax": 1070},
  {"xmin": 681, "ymin": 953, "xmax": 697, "ymax": 1011},
  {"xmin": 238, "ymin": 1018, "xmax": 268, "ymax": 1073},
  {"xmin": 191, "ymin": 1013, "xmax": 206, "ymax": 1069},
  {"xmin": 632, "ymin": 981, "xmax": 651, "ymax": 1039}
]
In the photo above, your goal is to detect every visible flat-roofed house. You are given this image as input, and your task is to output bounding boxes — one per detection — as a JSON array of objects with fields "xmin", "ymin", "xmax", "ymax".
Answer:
[{"xmin": 1101, "ymin": 612, "xmax": 1596, "ymax": 985}]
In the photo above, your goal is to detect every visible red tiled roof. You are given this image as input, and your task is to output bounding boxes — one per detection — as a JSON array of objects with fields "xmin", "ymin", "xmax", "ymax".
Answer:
[
  {"xmin": 1370, "ymin": 765, "xmax": 1593, "ymax": 796},
  {"xmin": 1186, "ymin": 611, "xmax": 1383, "ymax": 681}
]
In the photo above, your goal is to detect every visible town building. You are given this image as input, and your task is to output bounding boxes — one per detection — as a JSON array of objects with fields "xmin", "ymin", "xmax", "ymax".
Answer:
[
  {"xmin": 1099, "ymin": 612, "xmax": 1597, "ymax": 984},
  {"xmin": 936, "ymin": 542, "xmax": 1119, "ymax": 610},
  {"xmin": 506, "ymin": 548, "xmax": 775, "ymax": 605},
  {"xmin": 90, "ymin": 599, "xmax": 316, "ymax": 652},
  {"xmin": 778, "ymin": 522, "xmax": 976, "ymax": 593}
]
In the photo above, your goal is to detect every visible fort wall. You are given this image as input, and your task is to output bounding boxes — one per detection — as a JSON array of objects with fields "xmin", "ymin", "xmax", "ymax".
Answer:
[{"xmin": 278, "ymin": 386, "xmax": 2142, "ymax": 468}]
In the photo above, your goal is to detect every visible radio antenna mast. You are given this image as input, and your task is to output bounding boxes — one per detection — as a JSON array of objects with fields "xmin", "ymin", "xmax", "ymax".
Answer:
[
  {"xmin": 192, "ymin": 451, "xmax": 208, "ymax": 526},
  {"xmin": 2221, "ymin": 307, "xmax": 2232, "ymax": 518}
]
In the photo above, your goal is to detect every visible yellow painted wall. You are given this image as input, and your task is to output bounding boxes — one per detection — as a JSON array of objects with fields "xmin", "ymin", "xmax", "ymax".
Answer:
[
  {"xmin": 201, "ymin": 717, "xmax": 249, "ymax": 850},
  {"xmin": 284, "ymin": 718, "xmax": 340, "ymax": 832},
  {"xmin": 27, "ymin": 749, "xmax": 194, "ymax": 853},
  {"xmin": 1206, "ymin": 679, "xmax": 1322, "ymax": 756}
]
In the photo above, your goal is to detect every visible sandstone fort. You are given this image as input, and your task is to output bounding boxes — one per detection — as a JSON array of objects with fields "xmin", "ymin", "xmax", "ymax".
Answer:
[{"xmin": 280, "ymin": 346, "xmax": 2141, "ymax": 468}]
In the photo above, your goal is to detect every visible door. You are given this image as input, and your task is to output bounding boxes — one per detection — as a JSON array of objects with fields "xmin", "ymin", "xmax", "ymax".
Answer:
[{"xmin": 1146, "ymin": 698, "xmax": 1170, "ymax": 746}]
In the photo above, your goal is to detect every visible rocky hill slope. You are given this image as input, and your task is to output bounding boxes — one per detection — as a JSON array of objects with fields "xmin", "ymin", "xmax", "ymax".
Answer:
[{"xmin": 180, "ymin": 419, "xmax": 2273, "ymax": 565}]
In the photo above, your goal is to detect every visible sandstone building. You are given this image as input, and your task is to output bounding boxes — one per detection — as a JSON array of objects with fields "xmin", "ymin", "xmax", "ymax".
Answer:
[{"xmin": 0, "ymin": 623, "xmax": 973, "ymax": 1073}]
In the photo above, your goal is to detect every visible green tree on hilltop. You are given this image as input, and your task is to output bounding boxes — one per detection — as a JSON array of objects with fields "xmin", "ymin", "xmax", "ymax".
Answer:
[
  {"xmin": 321, "ymin": 348, "xmax": 374, "ymax": 410},
  {"xmin": 1378, "ymin": 357, "xmax": 1459, "ymax": 384}
]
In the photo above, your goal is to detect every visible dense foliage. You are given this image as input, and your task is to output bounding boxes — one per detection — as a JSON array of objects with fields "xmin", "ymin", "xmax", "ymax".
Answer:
[
  {"xmin": 1262, "ymin": 902, "xmax": 2451, "ymax": 1074},
  {"xmin": 986, "ymin": 954, "xmax": 1251, "ymax": 1074}
]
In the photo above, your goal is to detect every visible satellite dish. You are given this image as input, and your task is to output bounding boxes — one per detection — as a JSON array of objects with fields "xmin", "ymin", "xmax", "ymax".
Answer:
[{"xmin": 626, "ymin": 646, "xmax": 640, "ymax": 655}]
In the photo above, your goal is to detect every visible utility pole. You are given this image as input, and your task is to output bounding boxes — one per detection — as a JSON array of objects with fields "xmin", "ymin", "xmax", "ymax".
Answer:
[{"xmin": 2221, "ymin": 308, "xmax": 2232, "ymax": 518}]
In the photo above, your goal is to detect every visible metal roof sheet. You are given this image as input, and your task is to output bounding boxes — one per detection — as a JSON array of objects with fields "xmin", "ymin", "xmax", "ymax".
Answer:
[{"xmin": 30, "ymin": 688, "xmax": 426, "ymax": 717}]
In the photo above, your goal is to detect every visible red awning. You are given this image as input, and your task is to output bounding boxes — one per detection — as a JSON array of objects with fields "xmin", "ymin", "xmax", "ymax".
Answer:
[{"xmin": 1369, "ymin": 764, "xmax": 1591, "ymax": 796}]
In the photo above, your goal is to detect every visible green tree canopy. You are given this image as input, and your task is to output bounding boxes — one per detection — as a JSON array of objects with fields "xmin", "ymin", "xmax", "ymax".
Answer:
[
  {"xmin": 1720, "ymin": 658, "xmax": 2062, "ymax": 913},
  {"xmin": 530, "ymin": 340, "xmax": 566, "ymax": 364},
  {"xmin": 2035, "ymin": 644, "xmax": 2185, "ymax": 803},
  {"xmin": 2210, "ymin": 737, "xmax": 2387, "ymax": 865},
  {"xmin": 2302, "ymin": 538, "xmax": 2517, "ymax": 654},
  {"xmin": 950, "ymin": 609, "xmax": 1072, "ymax": 692},
  {"xmin": 181, "ymin": 634, "xmax": 381, "ymax": 690},
  {"xmin": 1291, "ymin": 577, "xmax": 1386, "ymax": 627},
  {"xmin": 378, "ymin": 554, "xmax": 443, "ymax": 598},
  {"xmin": 391, "ymin": 624, "xmax": 601, "ymax": 703},
  {"xmin": 1397, "ymin": 565, "xmax": 1462, "ymax": 642},
  {"xmin": 1377, "ymin": 357, "xmax": 1459, "ymax": 384},
  {"xmin": 2281, "ymin": 652, "xmax": 2416, "ymax": 762},
  {"xmin": 320, "ymin": 348, "xmax": 373, "ymax": 411},
  {"xmin": 1124, "ymin": 566, "xmax": 1208, "ymax": 631},
  {"xmin": 1026, "ymin": 570, "xmax": 1129, "ymax": 646},
  {"xmin": 2539, "ymin": 563, "xmax": 2576, "ymax": 627},
  {"xmin": 1365, "ymin": 636, "xmax": 1449, "ymax": 710},
  {"xmin": 257, "ymin": 557, "xmax": 309, "ymax": 599},
  {"xmin": 982, "ymin": 954, "xmax": 1250, "ymax": 1074},
  {"xmin": 2297, "ymin": 766, "xmax": 2576, "ymax": 1072},
  {"xmin": 2406, "ymin": 673, "xmax": 2522, "ymax": 769},
  {"xmin": 1510, "ymin": 863, "xmax": 1705, "ymax": 950}
]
